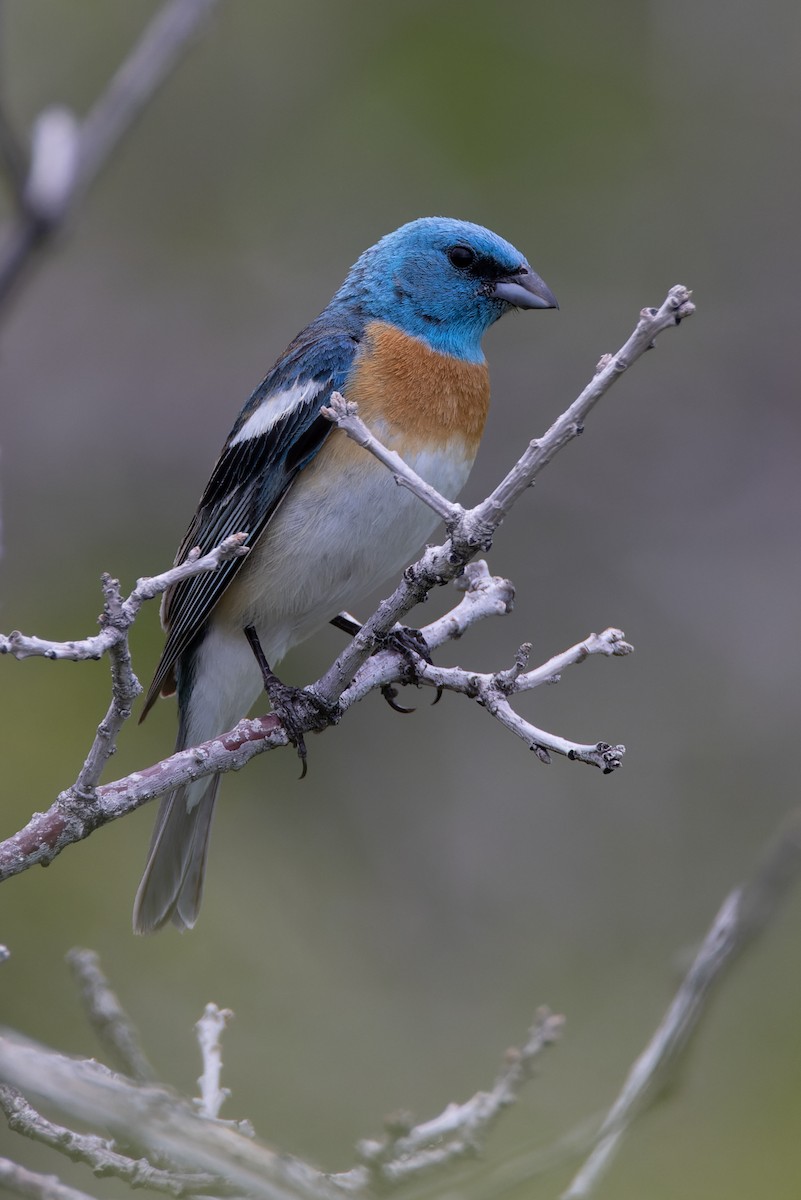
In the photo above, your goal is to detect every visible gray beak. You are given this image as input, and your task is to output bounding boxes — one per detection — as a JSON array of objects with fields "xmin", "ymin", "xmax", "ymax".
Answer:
[{"xmin": 492, "ymin": 268, "xmax": 558, "ymax": 310}]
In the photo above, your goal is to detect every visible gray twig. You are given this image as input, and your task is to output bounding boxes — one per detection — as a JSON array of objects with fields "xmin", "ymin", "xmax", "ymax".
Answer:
[
  {"xmin": 0, "ymin": 1086, "xmax": 220, "ymax": 1198},
  {"xmin": 0, "ymin": 533, "xmax": 249, "ymax": 881},
  {"xmin": 561, "ymin": 808, "xmax": 801, "ymax": 1198},
  {"xmin": 0, "ymin": 1155, "xmax": 99, "ymax": 1200},
  {"xmin": 66, "ymin": 948, "xmax": 156, "ymax": 1083},
  {"xmin": 194, "ymin": 1004, "xmax": 234, "ymax": 1121},
  {"xmin": 335, "ymin": 1008, "xmax": 563, "ymax": 1190},
  {"xmin": 0, "ymin": 1036, "xmax": 343, "ymax": 1200},
  {"xmin": 0, "ymin": 992, "xmax": 561, "ymax": 1199},
  {"xmin": 0, "ymin": 290, "xmax": 692, "ymax": 884},
  {"xmin": 314, "ymin": 287, "xmax": 693, "ymax": 710}
]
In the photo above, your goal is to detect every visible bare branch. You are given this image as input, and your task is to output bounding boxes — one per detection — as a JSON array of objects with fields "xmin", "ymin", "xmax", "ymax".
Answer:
[
  {"xmin": 411, "ymin": 628, "xmax": 632, "ymax": 771},
  {"xmin": 314, "ymin": 287, "xmax": 693, "ymax": 710},
  {"xmin": 561, "ymin": 808, "xmax": 801, "ymax": 1199},
  {"xmin": 4, "ymin": 792, "xmax": 800, "ymax": 1200},
  {"xmin": 0, "ymin": 533, "xmax": 247, "ymax": 663},
  {"xmin": 478, "ymin": 286, "xmax": 695, "ymax": 525},
  {"xmin": 0, "ymin": 1036, "xmax": 344, "ymax": 1200},
  {"xmin": 0, "ymin": 575, "xmax": 626, "ymax": 883},
  {"xmin": 194, "ymin": 1004, "xmax": 234, "ymax": 1122},
  {"xmin": 0, "ymin": 966, "xmax": 561, "ymax": 1200},
  {"xmin": 0, "ymin": 0, "xmax": 219, "ymax": 314},
  {"xmin": 0, "ymin": 708, "xmax": 287, "ymax": 882},
  {"xmin": 337, "ymin": 1008, "xmax": 563, "ymax": 1190},
  {"xmin": 0, "ymin": 534, "xmax": 250, "ymax": 880},
  {"xmin": 71, "ymin": 575, "xmax": 144, "ymax": 798},
  {"xmin": 321, "ymin": 393, "xmax": 459, "ymax": 523},
  {"xmin": 0, "ymin": 290, "xmax": 692, "ymax": 884},
  {"xmin": 66, "ymin": 949, "xmax": 156, "ymax": 1083},
  {"xmin": 0, "ymin": 1155, "xmax": 99, "ymax": 1200},
  {"xmin": 0, "ymin": 1087, "xmax": 219, "ymax": 1198}
]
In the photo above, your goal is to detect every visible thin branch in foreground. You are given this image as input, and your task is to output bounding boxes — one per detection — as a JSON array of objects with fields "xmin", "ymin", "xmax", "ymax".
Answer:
[
  {"xmin": 0, "ymin": 1155, "xmax": 99, "ymax": 1200},
  {"xmin": 66, "ymin": 949, "xmax": 156, "ymax": 1083},
  {"xmin": 0, "ymin": 1035, "xmax": 337, "ymax": 1200},
  {"xmin": 561, "ymin": 807, "xmax": 801, "ymax": 1199},
  {"xmin": 0, "ymin": 1087, "xmax": 219, "ymax": 1199},
  {"xmin": 339, "ymin": 1008, "xmax": 564, "ymax": 1190},
  {"xmin": 3, "ymin": 800, "xmax": 798, "ymax": 1200},
  {"xmin": 194, "ymin": 1004, "xmax": 234, "ymax": 1122},
  {"xmin": 0, "ymin": 950, "xmax": 562, "ymax": 1199}
]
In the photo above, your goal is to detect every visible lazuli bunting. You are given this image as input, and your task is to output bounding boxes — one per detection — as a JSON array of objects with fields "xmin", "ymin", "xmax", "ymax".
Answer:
[{"xmin": 133, "ymin": 216, "xmax": 557, "ymax": 934}]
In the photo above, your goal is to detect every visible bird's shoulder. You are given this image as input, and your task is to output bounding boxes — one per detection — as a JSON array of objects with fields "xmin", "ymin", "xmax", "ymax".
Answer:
[
  {"xmin": 141, "ymin": 318, "xmax": 363, "ymax": 719},
  {"xmin": 226, "ymin": 317, "xmax": 362, "ymax": 442}
]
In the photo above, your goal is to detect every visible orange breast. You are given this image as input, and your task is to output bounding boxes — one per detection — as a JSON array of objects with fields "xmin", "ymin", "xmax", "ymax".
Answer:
[{"xmin": 344, "ymin": 320, "xmax": 491, "ymax": 456}]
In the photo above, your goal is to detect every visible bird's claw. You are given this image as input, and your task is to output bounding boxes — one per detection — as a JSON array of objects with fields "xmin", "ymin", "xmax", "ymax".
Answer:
[
  {"xmin": 381, "ymin": 683, "xmax": 416, "ymax": 713},
  {"xmin": 263, "ymin": 679, "xmax": 333, "ymax": 778},
  {"xmin": 376, "ymin": 626, "xmax": 443, "ymax": 710},
  {"xmin": 329, "ymin": 614, "xmax": 443, "ymax": 712},
  {"xmin": 244, "ymin": 624, "xmax": 335, "ymax": 778}
]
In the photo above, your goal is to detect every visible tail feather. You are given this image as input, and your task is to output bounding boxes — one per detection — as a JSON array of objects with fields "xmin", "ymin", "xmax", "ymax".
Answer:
[
  {"xmin": 132, "ymin": 775, "xmax": 220, "ymax": 934},
  {"xmin": 134, "ymin": 621, "xmax": 266, "ymax": 933}
]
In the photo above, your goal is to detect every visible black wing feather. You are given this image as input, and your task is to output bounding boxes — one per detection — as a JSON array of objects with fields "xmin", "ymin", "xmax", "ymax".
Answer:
[{"xmin": 141, "ymin": 327, "xmax": 359, "ymax": 719}]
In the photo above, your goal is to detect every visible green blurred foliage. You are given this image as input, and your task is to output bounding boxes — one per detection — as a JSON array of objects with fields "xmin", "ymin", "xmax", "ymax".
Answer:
[{"xmin": 1, "ymin": 2, "xmax": 801, "ymax": 1197}]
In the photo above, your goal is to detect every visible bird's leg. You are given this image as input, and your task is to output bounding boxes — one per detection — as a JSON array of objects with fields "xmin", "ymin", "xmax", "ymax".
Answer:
[
  {"xmin": 243, "ymin": 625, "xmax": 334, "ymax": 778},
  {"xmin": 329, "ymin": 612, "xmax": 362, "ymax": 638},
  {"xmin": 329, "ymin": 613, "xmax": 443, "ymax": 712}
]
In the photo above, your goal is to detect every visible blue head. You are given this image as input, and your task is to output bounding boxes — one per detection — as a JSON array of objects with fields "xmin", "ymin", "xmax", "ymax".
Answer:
[{"xmin": 330, "ymin": 217, "xmax": 557, "ymax": 363}]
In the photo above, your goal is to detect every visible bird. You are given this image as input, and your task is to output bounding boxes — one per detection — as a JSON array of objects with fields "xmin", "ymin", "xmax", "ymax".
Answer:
[{"xmin": 133, "ymin": 216, "xmax": 557, "ymax": 934}]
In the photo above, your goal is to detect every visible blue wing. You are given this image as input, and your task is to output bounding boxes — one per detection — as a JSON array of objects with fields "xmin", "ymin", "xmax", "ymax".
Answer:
[{"xmin": 141, "ymin": 322, "xmax": 361, "ymax": 718}]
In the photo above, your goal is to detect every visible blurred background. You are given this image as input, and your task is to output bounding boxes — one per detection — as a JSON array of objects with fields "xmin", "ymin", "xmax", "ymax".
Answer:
[{"xmin": 1, "ymin": 2, "xmax": 800, "ymax": 1197}]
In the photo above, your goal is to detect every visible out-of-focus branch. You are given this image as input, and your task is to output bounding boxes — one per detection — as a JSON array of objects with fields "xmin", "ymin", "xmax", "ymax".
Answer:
[
  {"xmin": 3, "ymin": 801, "xmax": 800, "ymax": 1200},
  {"xmin": 0, "ymin": 1035, "xmax": 336, "ymax": 1200},
  {"xmin": 194, "ymin": 1004, "xmax": 234, "ymax": 1122},
  {"xmin": 561, "ymin": 808, "xmax": 801, "ymax": 1199},
  {"xmin": 0, "ymin": 0, "xmax": 219, "ymax": 316},
  {"xmin": 0, "ymin": 953, "xmax": 561, "ymax": 1199},
  {"xmin": 0, "ymin": 1087, "xmax": 220, "ymax": 1199},
  {"xmin": 66, "ymin": 948, "xmax": 156, "ymax": 1083},
  {"xmin": 0, "ymin": 1154, "xmax": 98, "ymax": 1200},
  {"xmin": 337, "ymin": 1008, "xmax": 563, "ymax": 1190}
]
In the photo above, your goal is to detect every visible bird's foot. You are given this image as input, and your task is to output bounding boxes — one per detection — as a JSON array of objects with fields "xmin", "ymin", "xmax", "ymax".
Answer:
[
  {"xmin": 330, "ymin": 613, "xmax": 443, "ymax": 713},
  {"xmin": 263, "ymin": 678, "xmax": 335, "ymax": 778},
  {"xmin": 244, "ymin": 625, "xmax": 336, "ymax": 778}
]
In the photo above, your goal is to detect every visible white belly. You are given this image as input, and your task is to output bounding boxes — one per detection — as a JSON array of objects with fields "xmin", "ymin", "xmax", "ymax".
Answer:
[
  {"xmin": 234, "ymin": 436, "xmax": 473, "ymax": 652},
  {"xmin": 186, "ymin": 436, "xmax": 475, "ymax": 746}
]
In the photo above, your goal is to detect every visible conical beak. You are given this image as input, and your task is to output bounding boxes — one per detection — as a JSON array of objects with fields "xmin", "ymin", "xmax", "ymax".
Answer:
[{"xmin": 491, "ymin": 268, "xmax": 558, "ymax": 310}]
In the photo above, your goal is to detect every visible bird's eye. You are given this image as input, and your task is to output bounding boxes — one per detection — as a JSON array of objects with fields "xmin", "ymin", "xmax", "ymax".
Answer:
[{"xmin": 447, "ymin": 245, "xmax": 476, "ymax": 270}]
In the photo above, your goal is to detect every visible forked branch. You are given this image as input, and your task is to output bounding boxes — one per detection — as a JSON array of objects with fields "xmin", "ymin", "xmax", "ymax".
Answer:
[{"xmin": 0, "ymin": 288, "xmax": 693, "ymax": 885}]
